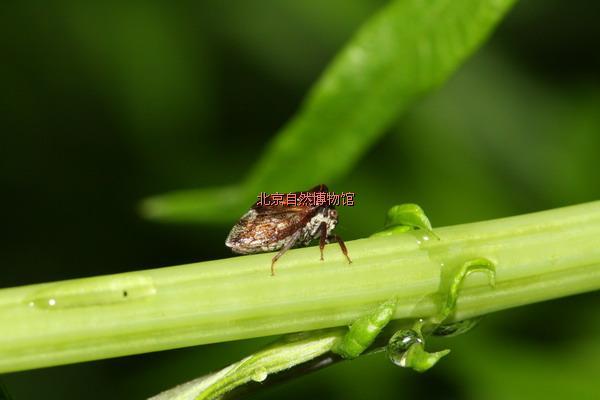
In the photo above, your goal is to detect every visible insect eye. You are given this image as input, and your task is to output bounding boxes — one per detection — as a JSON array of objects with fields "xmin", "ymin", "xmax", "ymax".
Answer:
[{"xmin": 330, "ymin": 209, "xmax": 338, "ymax": 218}]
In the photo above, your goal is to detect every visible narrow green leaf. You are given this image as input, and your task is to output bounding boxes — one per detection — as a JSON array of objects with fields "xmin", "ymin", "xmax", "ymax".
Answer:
[
  {"xmin": 142, "ymin": 0, "xmax": 517, "ymax": 223},
  {"xmin": 149, "ymin": 330, "xmax": 344, "ymax": 400}
]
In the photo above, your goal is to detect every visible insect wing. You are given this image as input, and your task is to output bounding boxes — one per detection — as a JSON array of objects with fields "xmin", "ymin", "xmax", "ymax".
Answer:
[{"xmin": 226, "ymin": 206, "xmax": 311, "ymax": 253}]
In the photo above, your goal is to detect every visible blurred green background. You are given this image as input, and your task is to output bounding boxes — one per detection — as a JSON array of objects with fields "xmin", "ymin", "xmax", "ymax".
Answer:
[{"xmin": 1, "ymin": 0, "xmax": 599, "ymax": 399}]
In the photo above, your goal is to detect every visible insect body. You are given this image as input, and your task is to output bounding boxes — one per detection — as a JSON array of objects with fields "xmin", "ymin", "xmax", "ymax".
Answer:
[{"xmin": 225, "ymin": 184, "xmax": 352, "ymax": 275}]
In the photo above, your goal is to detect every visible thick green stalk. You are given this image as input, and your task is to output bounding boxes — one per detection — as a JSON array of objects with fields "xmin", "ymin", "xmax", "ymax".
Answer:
[{"xmin": 1, "ymin": 201, "xmax": 600, "ymax": 373}]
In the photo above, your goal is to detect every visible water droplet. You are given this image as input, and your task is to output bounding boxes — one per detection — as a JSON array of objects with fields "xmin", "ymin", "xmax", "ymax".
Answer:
[
  {"xmin": 25, "ymin": 274, "xmax": 156, "ymax": 309},
  {"xmin": 251, "ymin": 367, "xmax": 268, "ymax": 382},
  {"xmin": 389, "ymin": 329, "xmax": 422, "ymax": 352},
  {"xmin": 387, "ymin": 329, "xmax": 423, "ymax": 367}
]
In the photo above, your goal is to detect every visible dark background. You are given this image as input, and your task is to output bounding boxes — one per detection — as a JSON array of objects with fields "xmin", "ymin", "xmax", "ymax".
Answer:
[{"xmin": 1, "ymin": 1, "xmax": 599, "ymax": 399}]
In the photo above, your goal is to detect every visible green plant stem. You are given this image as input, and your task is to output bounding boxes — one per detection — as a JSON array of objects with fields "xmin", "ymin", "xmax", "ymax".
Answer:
[{"xmin": 1, "ymin": 201, "xmax": 600, "ymax": 373}]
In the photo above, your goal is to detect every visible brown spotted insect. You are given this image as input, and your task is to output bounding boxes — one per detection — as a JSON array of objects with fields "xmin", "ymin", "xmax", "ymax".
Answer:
[{"xmin": 225, "ymin": 184, "xmax": 352, "ymax": 275}]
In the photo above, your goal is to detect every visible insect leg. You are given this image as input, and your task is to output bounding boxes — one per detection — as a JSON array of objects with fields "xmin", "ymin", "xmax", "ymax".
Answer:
[
  {"xmin": 327, "ymin": 234, "xmax": 352, "ymax": 264},
  {"xmin": 319, "ymin": 222, "xmax": 327, "ymax": 261},
  {"xmin": 270, "ymin": 229, "xmax": 302, "ymax": 276}
]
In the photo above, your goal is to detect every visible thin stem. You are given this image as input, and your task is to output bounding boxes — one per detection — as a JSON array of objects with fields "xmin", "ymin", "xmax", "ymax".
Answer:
[
  {"xmin": 219, "ymin": 353, "xmax": 343, "ymax": 400},
  {"xmin": 1, "ymin": 201, "xmax": 599, "ymax": 373}
]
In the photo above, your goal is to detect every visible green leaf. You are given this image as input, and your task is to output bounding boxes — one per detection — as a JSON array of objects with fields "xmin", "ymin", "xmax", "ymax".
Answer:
[
  {"xmin": 149, "ymin": 329, "xmax": 345, "ymax": 400},
  {"xmin": 333, "ymin": 297, "xmax": 398, "ymax": 359},
  {"xmin": 372, "ymin": 203, "xmax": 438, "ymax": 238},
  {"xmin": 141, "ymin": 0, "xmax": 517, "ymax": 223}
]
